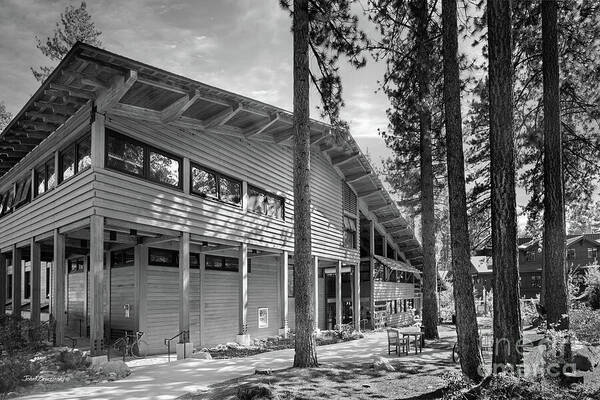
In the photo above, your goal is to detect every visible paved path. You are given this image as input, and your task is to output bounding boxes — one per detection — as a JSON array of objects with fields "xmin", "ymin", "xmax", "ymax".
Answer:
[{"xmin": 19, "ymin": 328, "xmax": 458, "ymax": 400}]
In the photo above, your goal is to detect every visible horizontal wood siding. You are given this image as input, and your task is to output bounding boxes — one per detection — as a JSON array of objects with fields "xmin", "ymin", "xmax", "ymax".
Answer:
[
  {"xmin": 145, "ymin": 266, "xmax": 179, "ymax": 353},
  {"xmin": 109, "ymin": 266, "xmax": 135, "ymax": 333},
  {"xmin": 203, "ymin": 269, "xmax": 239, "ymax": 346},
  {"xmin": 100, "ymin": 115, "xmax": 358, "ymax": 263},
  {"xmin": 0, "ymin": 170, "xmax": 94, "ymax": 250},
  {"xmin": 387, "ymin": 312, "xmax": 415, "ymax": 328},
  {"xmin": 373, "ymin": 282, "xmax": 415, "ymax": 302},
  {"xmin": 67, "ymin": 272, "xmax": 86, "ymax": 333},
  {"xmin": 247, "ymin": 256, "xmax": 280, "ymax": 337}
]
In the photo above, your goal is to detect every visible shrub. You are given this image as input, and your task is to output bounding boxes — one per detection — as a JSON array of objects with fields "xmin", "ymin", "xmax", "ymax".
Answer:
[
  {"xmin": 570, "ymin": 304, "xmax": 600, "ymax": 344},
  {"xmin": 54, "ymin": 349, "xmax": 90, "ymax": 371},
  {"xmin": 0, "ymin": 356, "xmax": 41, "ymax": 397},
  {"xmin": 0, "ymin": 315, "xmax": 46, "ymax": 357}
]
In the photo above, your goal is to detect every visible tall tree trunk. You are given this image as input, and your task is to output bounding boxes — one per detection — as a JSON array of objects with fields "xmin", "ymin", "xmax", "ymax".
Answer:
[
  {"xmin": 442, "ymin": 0, "xmax": 485, "ymax": 381},
  {"xmin": 542, "ymin": 0, "xmax": 568, "ymax": 331},
  {"xmin": 414, "ymin": 0, "xmax": 439, "ymax": 340},
  {"xmin": 487, "ymin": 0, "xmax": 523, "ymax": 369},
  {"xmin": 293, "ymin": 0, "xmax": 318, "ymax": 368}
]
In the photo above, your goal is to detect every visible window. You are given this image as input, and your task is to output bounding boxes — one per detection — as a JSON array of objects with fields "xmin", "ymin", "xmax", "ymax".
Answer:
[
  {"xmin": 111, "ymin": 248, "xmax": 135, "ymax": 268},
  {"xmin": 45, "ymin": 266, "xmax": 50, "ymax": 298},
  {"xmin": 7, "ymin": 273, "xmax": 12, "ymax": 299},
  {"xmin": 205, "ymin": 255, "xmax": 239, "ymax": 272},
  {"xmin": 148, "ymin": 248, "xmax": 178, "ymax": 267},
  {"xmin": 60, "ymin": 134, "xmax": 91, "ymax": 183},
  {"xmin": 149, "ymin": 149, "xmax": 180, "ymax": 187},
  {"xmin": 567, "ymin": 248, "xmax": 576, "ymax": 260},
  {"xmin": 106, "ymin": 130, "xmax": 182, "ymax": 188},
  {"xmin": 525, "ymin": 251, "xmax": 536, "ymax": 262},
  {"xmin": 191, "ymin": 164, "xmax": 241, "ymax": 205},
  {"xmin": 14, "ymin": 175, "xmax": 32, "ymax": 209},
  {"xmin": 34, "ymin": 157, "xmax": 56, "ymax": 197},
  {"xmin": 588, "ymin": 248, "xmax": 598, "ymax": 260},
  {"xmin": 106, "ymin": 131, "xmax": 144, "ymax": 176},
  {"xmin": 288, "ymin": 264, "xmax": 294, "ymax": 297},
  {"xmin": 1, "ymin": 187, "xmax": 14, "ymax": 216},
  {"xmin": 343, "ymin": 215, "xmax": 357, "ymax": 249},
  {"xmin": 68, "ymin": 259, "xmax": 85, "ymax": 273},
  {"xmin": 247, "ymin": 185, "xmax": 284, "ymax": 219},
  {"xmin": 24, "ymin": 270, "xmax": 31, "ymax": 299}
]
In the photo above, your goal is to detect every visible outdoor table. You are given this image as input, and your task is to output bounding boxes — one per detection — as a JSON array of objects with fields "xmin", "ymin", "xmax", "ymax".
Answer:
[{"xmin": 400, "ymin": 330, "xmax": 423, "ymax": 354}]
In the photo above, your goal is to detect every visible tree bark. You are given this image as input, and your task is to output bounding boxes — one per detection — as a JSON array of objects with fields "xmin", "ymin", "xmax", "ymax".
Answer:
[
  {"xmin": 413, "ymin": 0, "xmax": 439, "ymax": 340},
  {"xmin": 542, "ymin": 0, "xmax": 568, "ymax": 331},
  {"xmin": 487, "ymin": 0, "xmax": 523, "ymax": 369},
  {"xmin": 293, "ymin": 0, "xmax": 318, "ymax": 368},
  {"xmin": 442, "ymin": 0, "xmax": 485, "ymax": 381}
]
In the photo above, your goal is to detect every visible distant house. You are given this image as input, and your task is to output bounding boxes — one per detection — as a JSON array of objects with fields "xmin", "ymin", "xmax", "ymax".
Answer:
[{"xmin": 472, "ymin": 234, "xmax": 600, "ymax": 299}]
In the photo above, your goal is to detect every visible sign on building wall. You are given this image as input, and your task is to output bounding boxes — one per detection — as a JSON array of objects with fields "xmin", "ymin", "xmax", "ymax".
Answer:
[{"xmin": 258, "ymin": 307, "xmax": 268, "ymax": 328}]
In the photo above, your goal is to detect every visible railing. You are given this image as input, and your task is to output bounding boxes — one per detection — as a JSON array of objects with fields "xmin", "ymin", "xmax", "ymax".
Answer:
[{"xmin": 164, "ymin": 330, "xmax": 189, "ymax": 363}]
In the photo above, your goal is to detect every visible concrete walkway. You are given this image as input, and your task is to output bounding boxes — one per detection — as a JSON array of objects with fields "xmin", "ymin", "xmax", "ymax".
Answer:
[{"xmin": 19, "ymin": 328, "xmax": 458, "ymax": 400}]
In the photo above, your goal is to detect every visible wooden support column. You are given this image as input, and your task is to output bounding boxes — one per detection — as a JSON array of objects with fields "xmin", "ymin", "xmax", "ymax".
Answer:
[
  {"xmin": 182, "ymin": 158, "xmax": 190, "ymax": 194},
  {"xmin": 369, "ymin": 220, "xmax": 376, "ymax": 329},
  {"xmin": 89, "ymin": 215, "xmax": 105, "ymax": 356},
  {"xmin": 91, "ymin": 111, "xmax": 105, "ymax": 169},
  {"xmin": 199, "ymin": 253, "xmax": 206, "ymax": 346},
  {"xmin": 336, "ymin": 260, "xmax": 342, "ymax": 330},
  {"xmin": 83, "ymin": 255, "xmax": 89, "ymax": 330},
  {"xmin": 314, "ymin": 255, "xmax": 319, "ymax": 331},
  {"xmin": 30, "ymin": 238, "xmax": 41, "ymax": 325},
  {"xmin": 134, "ymin": 245, "xmax": 147, "ymax": 334},
  {"xmin": 53, "ymin": 230, "xmax": 66, "ymax": 345},
  {"xmin": 179, "ymin": 232, "xmax": 190, "ymax": 342},
  {"xmin": 353, "ymin": 263, "xmax": 361, "ymax": 331},
  {"xmin": 0, "ymin": 253, "xmax": 6, "ymax": 316},
  {"xmin": 280, "ymin": 251, "xmax": 289, "ymax": 335},
  {"xmin": 12, "ymin": 245, "xmax": 22, "ymax": 316},
  {"xmin": 239, "ymin": 243, "xmax": 248, "ymax": 336}
]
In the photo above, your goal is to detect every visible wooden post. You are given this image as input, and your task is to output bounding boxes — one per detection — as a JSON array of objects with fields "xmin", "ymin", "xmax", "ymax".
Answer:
[
  {"xmin": 0, "ymin": 253, "xmax": 6, "ymax": 316},
  {"xmin": 182, "ymin": 158, "xmax": 190, "ymax": 194},
  {"xmin": 242, "ymin": 181, "xmax": 248, "ymax": 213},
  {"xmin": 239, "ymin": 243, "xmax": 248, "ymax": 336},
  {"xmin": 383, "ymin": 238, "xmax": 387, "ymax": 258},
  {"xmin": 53, "ymin": 230, "xmax": 66, "ymax": 345},
  {"xmin": 89, "ymin": 215, "xmax": 105, "ymax": 356},
  {"xmin": 199, "ymin": 253, "xmax": 206, "ymax": 346},
  {"xmin": 91, "ymin": 111, "xmax": 105, "ymax": 169},
  {"xmin": 280, "ymin": 251, "xmax": 289, "ymax": 335},
  {"xmin": 83, "ymin": 255, "xmax": 89, "ymax": 331},
  {"xmin": 30, "ymin": 238, "xmax": 41, "ymax": 325},
  {"xmin": 354, "ymin": 264, "xmax": 361, "ymax": 331},
  {"xmin": 179, "ymin": 232, "xmax": 190, "ymax": 342},
  {"xmin": 12, "ymin": 245, "xmax": 22, "ymax": 316},
  {"xmin": 336, "ymin": 260, "xmax": 342, "ymax": 330},
  {"xmin": 134, "ymin": 245, "xmax": 146, "ymax": 333},
  {"xmin": 313, "ymin": 255, "xmax": 319, "ymax": 331},
  {"xmin": 369, "ymin": 220, "xmax": 376, "ymax": 329}
]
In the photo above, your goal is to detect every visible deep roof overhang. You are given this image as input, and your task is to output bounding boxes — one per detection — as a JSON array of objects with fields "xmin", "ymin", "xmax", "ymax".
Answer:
[{"xmin": 0, "ymin": 42, "xmax": 423, "ymax": 265}]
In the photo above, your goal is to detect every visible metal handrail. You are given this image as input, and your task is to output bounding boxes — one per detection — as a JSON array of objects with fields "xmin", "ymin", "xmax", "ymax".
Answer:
[{"xmin": 164, "ymin": 330, "xmax": 189, "ymax": 362}]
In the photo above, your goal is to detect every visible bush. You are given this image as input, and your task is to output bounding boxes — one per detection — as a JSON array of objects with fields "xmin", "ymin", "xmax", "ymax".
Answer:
[
  {"xmin": 570, "ymin": 304, "xmax": 600, "ymax": 344},
  {"xmin": 0, "ymin": 315, "xmax": 46, "ymax": 357},
  {"xmin": 54, "ymin": 349, "xmax": 90, "ymax": 371},
  {"xmin": 0, "ymin": 356, "xmax": 41, "ymax": 397}
]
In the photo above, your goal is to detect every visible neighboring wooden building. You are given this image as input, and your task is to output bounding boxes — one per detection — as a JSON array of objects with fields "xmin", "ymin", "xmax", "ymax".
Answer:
[
  {"xmin": 472, "ymin": 234, "xmax": 600, "ymax": 299},
  {"xmin": 0, "ymin": 43, "xmax": 423, "ymax": 356}
]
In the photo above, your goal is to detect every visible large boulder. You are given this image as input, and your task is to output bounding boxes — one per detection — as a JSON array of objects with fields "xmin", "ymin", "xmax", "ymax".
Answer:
[
  {"xmin": 373, "ymin": 356, "xmax": 395, "ymax": 372},
  {"xmin": 93, "ymin": 360, "xmax": 131, "ymax": 379},
  {"xmin": 191, "ymin": 351, "xmax": 212, "ymax": 360}
]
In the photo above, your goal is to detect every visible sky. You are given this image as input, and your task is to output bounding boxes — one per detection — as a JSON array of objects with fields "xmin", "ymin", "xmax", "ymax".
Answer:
[{"xmin": 0, "ymin": 0, "xmax": 394, "ymax": 164}]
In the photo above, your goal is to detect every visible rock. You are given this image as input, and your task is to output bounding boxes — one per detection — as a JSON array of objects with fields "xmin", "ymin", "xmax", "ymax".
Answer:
[
  {"xmin": 373, "ymin": 357, "xmax": 395, "ymax": 372},
  {"xmin": 574, "ymin": 352, "xmax": 593, "ymax": 372},
  {"xmin": 191, "ymin": 351, "xmax": 212, "ymax": 360},
  {"xmin": 93, "ymin": 360, "xmax": 131, "ymax": 379},
  {"xmin": 226, "ymin": 342, "xmax": 241, "ymax": 349}
]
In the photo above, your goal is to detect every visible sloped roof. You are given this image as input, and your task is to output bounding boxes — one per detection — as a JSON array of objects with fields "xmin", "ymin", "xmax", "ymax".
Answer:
[{"xmin": 0, "ymin": 42, "xmax": 423, "ymax": 267}]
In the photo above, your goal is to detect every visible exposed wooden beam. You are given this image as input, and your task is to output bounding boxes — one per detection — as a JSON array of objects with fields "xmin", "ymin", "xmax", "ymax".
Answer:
[
  {"xmin": 26, "ymin": 111, "xmax": 67, "ymax": 124},
  {"xmin": 161, "ymin": 91, "xmax": 200, "ymax": 123},
  {"xmin": 34, "ymin": 101, "xmax": 77, "ymax": 115},
  {"xmin": 19, "ymin": 121, "xmax": 57, "ymax": 132},
  {"xmin": 12, "ymin": 131, "xmax": 49, "ymax": 140},
  {"xmin": 61, "ymin": 70, "xmax": 109, "ymax": 89},
  {"xmin": 273, "ymin": 128, "xmax": 294, "ymax": 143},
  {"xmin": 5, "ymin": 137, "xmax": 42, "ymax": 145},
  {"xmin": 48, "ymin": 83, "xmax": 95, "ymax": 100},
  {"xmin": 344, "ymin": 171, "xmax": 371, "ymax": 183},
  {"xmin": 204, "ymin": 103, "xmax": 242, "ymax": 128},
  {"xmin": 378, "ymin": 215, "xmax": 404, "ymax": 224},
  {"xmin": 196, "ymin": 244, "xmax": 239, "ymax": 254},
  {"xmin": 244, "ymin": 113, "xmax": 281, "ymax": 138},
  {"xmin": 331, "ymin": 152, "xmax": 361, "ymax": 167},
  {"xmin": 356, "ymin": 187, "xmax": 380, "ymax": 198},
  {"xmin": 387, "ymin": 226, "xmax": 410, "ymax": 235},
  {"xmin": 368, "ymin": 203, "xmax": 392, "ymax": 213},
  {"xmin": 0, "ymin": 143, "xmax": 37, "ymax": 152},
  {"xmin": 97, "ymin": 69, "xmax": 138, "ymax": 112},
  {"xmin": 142, "ymin": 236, "xmax": 178, "ymax": 246}
]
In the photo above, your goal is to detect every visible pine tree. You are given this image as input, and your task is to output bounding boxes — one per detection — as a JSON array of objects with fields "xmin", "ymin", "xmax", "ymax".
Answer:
[
  {"xmin": 280, "ymin": 0, "xmax": 367, "ymax": 368},
  {"xmin": 368, "ymin": 0, "xmax": 444, "ymax": 340},
  {"xmin": 32, "ymin": 2, "xmax": 102, "ymax": 82},
  {"xmin": 442, "ymin": 0, "xmax": 484, "ymax": 381}
]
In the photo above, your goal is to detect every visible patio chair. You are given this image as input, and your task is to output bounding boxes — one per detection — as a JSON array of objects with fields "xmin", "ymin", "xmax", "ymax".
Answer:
[{"xmin": 387, "ymin": 329, "xmax": 409, "ymax": 356}]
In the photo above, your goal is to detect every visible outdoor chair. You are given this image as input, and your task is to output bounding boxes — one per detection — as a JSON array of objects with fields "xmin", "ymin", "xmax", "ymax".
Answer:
[{"xmin": 387, "ymin": 328, "xmax": 409, "ymax": 356}]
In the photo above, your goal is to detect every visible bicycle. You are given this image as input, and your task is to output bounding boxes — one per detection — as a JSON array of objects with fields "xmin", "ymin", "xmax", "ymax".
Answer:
[{"xmin": 113, "ymin": 331, "xmax": 149, "ymax": 359}]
